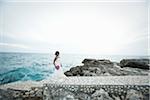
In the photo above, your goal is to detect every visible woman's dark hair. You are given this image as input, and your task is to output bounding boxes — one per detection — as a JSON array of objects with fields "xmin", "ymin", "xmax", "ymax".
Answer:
[{"xmin": 55, "ymin": 51, "xmax": 59, "ymax": 56}]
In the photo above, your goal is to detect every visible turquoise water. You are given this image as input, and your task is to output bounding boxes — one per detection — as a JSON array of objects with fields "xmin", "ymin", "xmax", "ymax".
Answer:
[{"xmin": 0, "ymin": 52, "xmax": 148, "ymax": 84}]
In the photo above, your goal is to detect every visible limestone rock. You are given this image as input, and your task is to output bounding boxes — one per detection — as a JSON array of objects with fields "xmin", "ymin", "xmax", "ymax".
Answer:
[
  {"xmin": 120, "ymin": 59, "xmax": 149, "ymax": 70},
  {"xmin": 65, "ymin": 59, "xmax": 149, "ymax": 76},
  {"xmin": 91, "ymin": 89, "xmax": 113, "ymax": 100},
  {"xmin": 126, "ymin": 89, "xmax": 144, "ymax": 100}
]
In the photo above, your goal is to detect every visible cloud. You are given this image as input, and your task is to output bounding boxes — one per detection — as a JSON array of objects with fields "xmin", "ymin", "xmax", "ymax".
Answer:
[{"xmin": 0, "ymin": 0, "xmax": 148, "ymax": 55}]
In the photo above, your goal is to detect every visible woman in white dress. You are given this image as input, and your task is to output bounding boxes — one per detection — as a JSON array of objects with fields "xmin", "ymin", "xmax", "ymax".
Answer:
[{"xmin": 52, "ymin": 51, "xmax": 66, "ymax": 79}]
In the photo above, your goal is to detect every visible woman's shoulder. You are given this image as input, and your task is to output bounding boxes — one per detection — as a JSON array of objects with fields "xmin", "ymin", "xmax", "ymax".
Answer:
[{"xmin": 54, "ymin": 56, "xmax": 60, "ymax": 61}]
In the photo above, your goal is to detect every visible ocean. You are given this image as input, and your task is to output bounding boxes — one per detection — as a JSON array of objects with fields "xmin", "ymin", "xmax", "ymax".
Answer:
[{"xmin": 0, "ymin": 52, "xmax": 149, "ymax": 84}]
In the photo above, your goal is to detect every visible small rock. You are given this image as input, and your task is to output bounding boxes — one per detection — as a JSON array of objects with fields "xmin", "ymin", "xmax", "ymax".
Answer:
[
  {"xmin": 92, "ymin": 89, "xmax": 113, "ymax": 100},
  {"xmin": 126, "ymin": 89, "xmax": 144, "ymax": 100}
]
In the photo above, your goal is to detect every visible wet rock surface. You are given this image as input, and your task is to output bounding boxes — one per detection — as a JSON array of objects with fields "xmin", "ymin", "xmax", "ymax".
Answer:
[{"xmin": 64, "ymin": 59, "xmax": 149, "ymax": 76}]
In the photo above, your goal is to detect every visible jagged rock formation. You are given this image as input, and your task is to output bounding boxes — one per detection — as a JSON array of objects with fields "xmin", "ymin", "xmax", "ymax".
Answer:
[
  {"xmin": 0, "ymin": 76, "xmax": 149, "ymax": 100},
  {"xmin": 64, "ymin": 59, "xmax": 149, "ymax": 76},
  {"xmin": 43, "ymin": 84, "xmax": 149, "ymax": 100},
  {"xmin": 0, "ymin": 87, "xmax": 43, "ymax": 100}
]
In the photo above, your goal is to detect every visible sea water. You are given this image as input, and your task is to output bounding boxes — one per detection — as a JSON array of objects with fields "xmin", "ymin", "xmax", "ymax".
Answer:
[{"xmin": 0, "ymin": 52, "xmax": 148, "ymax": 84}]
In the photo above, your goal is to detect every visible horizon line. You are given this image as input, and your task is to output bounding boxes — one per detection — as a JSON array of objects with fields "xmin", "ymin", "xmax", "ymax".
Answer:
[
  {"xmin": 1, "ymin": 0, "xmax": 146, "ymax": 3},
  {"xmin": 0, "ymin": 51, "xmax": 149, "ymax": 56}
]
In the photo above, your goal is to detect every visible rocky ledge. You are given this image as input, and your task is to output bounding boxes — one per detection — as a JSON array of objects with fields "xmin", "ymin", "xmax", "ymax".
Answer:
[
  {"xmin": 44, "ymin": 84, "xmax": 149, "ymax": 100},
  {"xmin": 0, "ymin": 87, "xmax": 43, "ymax": 100},
  {"xmin": 0, "ymin": 76, "xmax": 149, "ymax": 100},
  {"xmin": 64, "ymin": 59, "xmax": 149, "ymax": 76}
]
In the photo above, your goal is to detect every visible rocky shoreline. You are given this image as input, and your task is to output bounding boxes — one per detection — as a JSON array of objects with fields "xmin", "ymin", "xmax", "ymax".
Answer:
[
  {"xmin": 64, "ymin": 59, "xmax": 149, "ymax": 76},
  {"xmin": 0, "ymin": 58, "xmax": 149, "ymax": 100},
  {"xmin": 1, "ymin": 83, "xmax": 149, "ymax": 100},
  {"xmin": 44, "ymin": 84, "xmax": 149, "ymax": 100},
  {"xmin": 0, "ymin": 76, "xmax": 149, "ymax": 100},
  {"xmin": 0, "ymin": 87, "xmax": 43, "ymax": 100}
]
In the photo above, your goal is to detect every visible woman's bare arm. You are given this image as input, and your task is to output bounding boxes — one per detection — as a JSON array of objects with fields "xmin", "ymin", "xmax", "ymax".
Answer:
[{"xmin": 53, "ymin": 57, "xmax": 57, "ymax": 66}]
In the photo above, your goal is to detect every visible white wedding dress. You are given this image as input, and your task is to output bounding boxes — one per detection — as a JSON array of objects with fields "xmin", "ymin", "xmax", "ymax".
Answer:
[{"xmin": 51, "ymin": 57, "xmax": 67, "ymax": 82}]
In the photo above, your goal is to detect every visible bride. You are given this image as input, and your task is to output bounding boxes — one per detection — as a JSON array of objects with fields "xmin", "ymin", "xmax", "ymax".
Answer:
[{"xmin": 52, "ymin": 51, "xmax": 66, "ymax": 80}]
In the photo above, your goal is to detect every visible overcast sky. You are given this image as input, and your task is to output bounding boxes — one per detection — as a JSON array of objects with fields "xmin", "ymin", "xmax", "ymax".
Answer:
[{"xmin": 0, "ymin": 0, "xmax": 149, "ymax": 55}]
